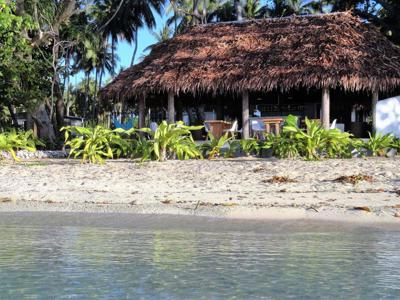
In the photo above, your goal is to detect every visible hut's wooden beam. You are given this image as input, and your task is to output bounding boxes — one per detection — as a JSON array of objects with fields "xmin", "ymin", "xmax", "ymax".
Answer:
[
  {"xmin": 138, "ymin": 96, "xmax": 146, "ymax": 128},
  {"xmin": 242, "ymin": 91, "xmax": 249, "ymax": 139},
  {"xmin": 321, "ymin": 87, "xmax": 330, "ymax": 129},
  {"xmin": 372, "ymin": 89, "xmax": 379, "ymax": 133},
  {"xmin": 168, "ymin": 91, "xmax": 175, "ymax": 123}
]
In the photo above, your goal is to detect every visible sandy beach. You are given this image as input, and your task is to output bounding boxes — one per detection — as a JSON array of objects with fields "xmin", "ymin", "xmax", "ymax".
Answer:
[{"xmin": 0, "ymin": 157, "xmax": 399, "ymax": 223}]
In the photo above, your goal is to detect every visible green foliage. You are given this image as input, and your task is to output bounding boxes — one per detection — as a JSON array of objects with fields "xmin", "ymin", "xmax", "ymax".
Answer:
[
  {"xmin": 392, "ymin": 138, "xmax": 400, "ymax": 153},
  {"xmin": 363, "ymin": 132, "xmax": 395, "ymax": 156},
  {"xmin": 224, "ymin": 140, "xmax": 241, "ymax": 158},
  {"xmin": 263, "ymin": 115, "xmax": 354, "ymax": 160},
  {"xmin": 61, "ymin": 125, "xmax": 132, "ymax": 164},
  {"xmin": 130, "ymin": 134, "xmax": 156, "ymax": 161},
  {"xmin": 200, "ymin": 133, "xmax": 232, "ymax": 159},
  {"xmin": 138, "ymin": 121, "xmax": 203, "ymax": 161},
  {"xmin": 0, "ymin": 130, "xmax": 43, "ymax": 162},
  {"xmin": 240, "ymin": 138, "xmax": 262, "ymax": 156},
  {"xmin": 263, "ymin": 133, "xmax": 300, "ymax": 159}
]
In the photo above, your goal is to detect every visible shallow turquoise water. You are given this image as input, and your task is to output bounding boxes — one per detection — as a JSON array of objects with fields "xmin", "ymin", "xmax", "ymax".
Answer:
[{"xmin": 0, "ymin": 213, "xmax": 399, "ymax": 299}]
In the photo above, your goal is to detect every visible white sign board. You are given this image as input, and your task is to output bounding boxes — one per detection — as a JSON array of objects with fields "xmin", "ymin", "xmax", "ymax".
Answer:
[{"xmin": 376, "ymin": 95, "xmax": 400, "ymax": 138}]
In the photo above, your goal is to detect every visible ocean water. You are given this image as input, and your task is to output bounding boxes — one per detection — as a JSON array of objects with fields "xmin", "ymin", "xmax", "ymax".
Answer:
[{"xmin": 0, "ymin": 213, "xmax": 399, "ymax": 299}]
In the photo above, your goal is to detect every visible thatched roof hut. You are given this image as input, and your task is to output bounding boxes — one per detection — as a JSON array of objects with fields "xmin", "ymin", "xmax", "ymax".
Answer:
[
  {"xmin": 101, "ymin": 11, "xmax": 400, "ymax": 136},
  {"xmin": 101, "ymin": 11, "xmax": 400, "ymax": 100}
]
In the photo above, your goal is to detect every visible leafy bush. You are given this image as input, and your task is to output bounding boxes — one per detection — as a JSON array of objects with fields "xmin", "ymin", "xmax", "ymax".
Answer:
[
  {"xmin": 362, "ymin": 132, "xmax": 395, "ymax": 156},
  {"xmin": 264, "ymin": 115, "xmax": 354, "ymax": 160},
  {"xmin": 392, "ymin": 138, "xmax": 400, "ymax": 153},
  {"xmin": 263, "ymin": 133, "xmax": 299, "ymax": 159},
  {"xmin": 200, "ymin": 133, "xmax": 231, "ymax": 159},
  {"xmin": 240, "ymin": 138, "xmax": 262, "ymax": 156},
  {"xmin": 224, "ymin": 140, "xmax": 241, "ymax": 158},
  {"xmin": 138, "ymin": 121, "xmax": 202, "ymax": 161},
  {"xmin": 0, "ymin": 130, "xmax": 43, "ymax": 162},
  {"xmin": 61, "ymin": 125, "xmax": 132, "ymax": 164}
]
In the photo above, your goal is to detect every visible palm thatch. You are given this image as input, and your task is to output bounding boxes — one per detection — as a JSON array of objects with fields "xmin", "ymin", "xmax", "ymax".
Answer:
[{"xmin": 101, "ymin": 12, "xmax": 400, "ymax": 101}]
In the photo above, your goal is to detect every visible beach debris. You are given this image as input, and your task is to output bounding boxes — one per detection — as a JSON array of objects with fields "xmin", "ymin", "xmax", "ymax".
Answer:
[
  {"xmin": 353, "ymin": 206, "xmax": 372, "ymax": 212},
  {"xmin": 362, "ymin": 188, "xmax": 385, "ymax": 193},
  {"xmin": 0, "ymin": 197, "xmax": 12, "ymax": 203},
  {"xmin": 335, "ymin": 174, "xmax": 373, "ymax": 185},
  {"xmin": 195, "ymin": 201, "xmax": 239, "ymax": 208},
  {"xmin": 263, "ymin": 176, "xmax": 297, "ymax": 184},
  {"xmin": 129, "ymin": 200, "xmax": 136, "ymax": 205},
  {"xmin": 161, "ymin": 200, "xmax": 172, "ymax": 204},
  {"xmin": 252, "ymin": 166, "xmax": 265, "ymax": 173},
  {"xmin": 221, "ymin": 202, "xmax": 238, "ymax": 207},
  {"xmin": 394, "ymin": 212, "xmax": 400, "ymax": 218},
  {"xmin": 194, "ymin": 199, "xmax": 201, "ymax": 211},
  {"xmin": 306, "ymin": 206, "xmax": 319, "ymax": 212}
]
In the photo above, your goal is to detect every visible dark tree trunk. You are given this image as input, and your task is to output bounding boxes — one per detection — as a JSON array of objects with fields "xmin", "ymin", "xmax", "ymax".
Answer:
[
  {"xmin": 111, "ymin": 39, "xmax": 116, "ymax": 77},
  {"xmin": 53, "ymin": 71, "xmax": 65, "ymax": 134},
  {"xmin": 92, "ymin": 69, "xmax": 99, "ymax": 122},
  {"xmin": 7, "ymin": 103, "xmax": 18, "ymax": 128},
  {"xmin": 55, "ymin": 98, "xmax": 65, "ymax": 132},
  {"xmin": 83, "ymin": 72, "xmax": 90, "ymax": 119},
  {"xmin": 130, "ymin": 30, "xmax": 138, "ymax": 66},
  {"xmin": 192, "ymin": 0, "xmax": 201, "ymax": 25},
  {"xmin": 99, "ymin": 70, "xmax": 103, "ymax": 90}
]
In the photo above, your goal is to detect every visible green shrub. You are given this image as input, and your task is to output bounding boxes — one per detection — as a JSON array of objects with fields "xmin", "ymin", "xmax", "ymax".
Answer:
[
  {"xmin": 362, "ymin": 132, "xmax": 395, "ymax": 156},
  {"xmin": 264, "ymin": 115, "xmax": 355, "ymax": 160},
  {"xmin": 392, "ymin": 138, "xmax": 400, "ymax": 153},
  {"xmin": 240, "ymin": 138, "xmax": 262, "ymax": 156},
  {"xmin": 0, "ymin": 130, "xmax": 43, "ymax": 162},
  {"xmin": 61, "ymin": 125, "xmax": 132, "ymax": 164},
  {"xmin": 224, "ymin": 140, "xmax": 241, "ymax": 158},
  {"xmin": 138, "ymin": 121, "xmax": 202, "ymax": 161},
  {"xmin": 200, "ymin": 133, "xmax": 231, "ymax": 159},
  {"xmin": 263, "ymin": 133, "xmax": 300, "ymax": 159}
]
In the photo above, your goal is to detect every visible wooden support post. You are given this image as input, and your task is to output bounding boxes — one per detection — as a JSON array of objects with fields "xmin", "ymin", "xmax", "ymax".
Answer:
[
  {"xmin": 242, "ymin": 91, "xmax": 249, "ymax": 139},
  {"xmin": 168, "ymin": 91, "xmax": 175, "ymax": 123},
  {"xmin": 321, "ymin": 87, "xmax": 330, "ymax": 130},
  {"xmin": 138, "ymin": 96, "xmax": 145, "ymax": 128},
  {"xmin": 372, "ymin": 89, "xmax": 379, "ymax": 133}
]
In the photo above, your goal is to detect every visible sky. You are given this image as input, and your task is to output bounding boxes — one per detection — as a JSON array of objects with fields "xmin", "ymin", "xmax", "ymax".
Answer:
[
  {"xmin": 116, "ymin": 10, "xmax": 170, "ymax": 71},
  {"xmin": 72, "ymin": 7, "xmax": 170, "ymax": 85}
]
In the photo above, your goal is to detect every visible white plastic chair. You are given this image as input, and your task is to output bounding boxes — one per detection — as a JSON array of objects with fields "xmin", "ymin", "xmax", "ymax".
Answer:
[
  {"xmin": 223, "ymin": 120, "xmax": 242, "ymax": 139},
  {"xmin": 330, "ymin": 119, "xmax": 337, "ymax": 129},
  {"xmin": 251, "ymin": 120, "xmax": 265, "ymax": 139}
]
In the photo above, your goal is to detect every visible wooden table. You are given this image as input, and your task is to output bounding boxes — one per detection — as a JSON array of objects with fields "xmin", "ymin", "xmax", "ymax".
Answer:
[
  {"xmin": 261, "ymin": 117, "xmax": 284, "ymax": 135},
  {"xmin": 205, "ymin": 120, "xmax": 232, "ymax": 139}
]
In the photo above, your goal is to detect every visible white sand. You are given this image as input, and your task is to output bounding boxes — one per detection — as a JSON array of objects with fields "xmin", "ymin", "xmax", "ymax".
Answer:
[{"xmin": 0, "ymin": 157, "xmax": 399, "ymax": 223}]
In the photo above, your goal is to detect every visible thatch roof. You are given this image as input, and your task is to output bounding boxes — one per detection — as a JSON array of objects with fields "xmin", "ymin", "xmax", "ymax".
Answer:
[{"xmin": 101, "ymin": 12, "xmax": 400, "ymax": 101}]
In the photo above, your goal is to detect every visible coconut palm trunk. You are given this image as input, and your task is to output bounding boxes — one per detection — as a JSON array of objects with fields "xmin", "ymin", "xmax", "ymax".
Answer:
[{"xmin": 130, "ymin": 30, "xmax": 138, "ymax": 66}]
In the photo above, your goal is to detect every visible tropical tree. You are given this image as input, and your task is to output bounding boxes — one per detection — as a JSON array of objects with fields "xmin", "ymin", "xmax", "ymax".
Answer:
[
  {"xmin": 94, "ymin": 0, "xmax": 164, "ymax": 71},
  {"xmin": 144, "ymin": 24, "xmax": 173, "ymax": 53}
]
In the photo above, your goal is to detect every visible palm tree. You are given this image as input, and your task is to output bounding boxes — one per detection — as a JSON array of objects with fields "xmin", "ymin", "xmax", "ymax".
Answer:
[
  {"xmin": 94, "ymin": 0, "xmax": 164, "ymax": 72},
  {"xmin": 167, "ymin": 0, "xmax": 227, "ymax": 33},
  {"xmin": 260, "ymin": 0, "xmax": 318, "ymax": 17},
  {"xmin": 74, "ymin": 33, "xmax": 118, "ymax": 120},
  {"xmin": 144, "ymin": 25, "xmax": 174, "ymax": 53}
]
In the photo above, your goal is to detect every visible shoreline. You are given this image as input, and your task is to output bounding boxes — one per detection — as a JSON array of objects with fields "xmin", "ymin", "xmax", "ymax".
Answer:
[
  {"xmin": 0, "ymin": 199, "xmax": 400, "ymax": 225},
  {"xmin": 0, "ymin": 157, "xmax": 400, "ymax": 224},
  {"xmin": 0, "ymin": 210, "xmax": 400, "ymax": 231}
]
